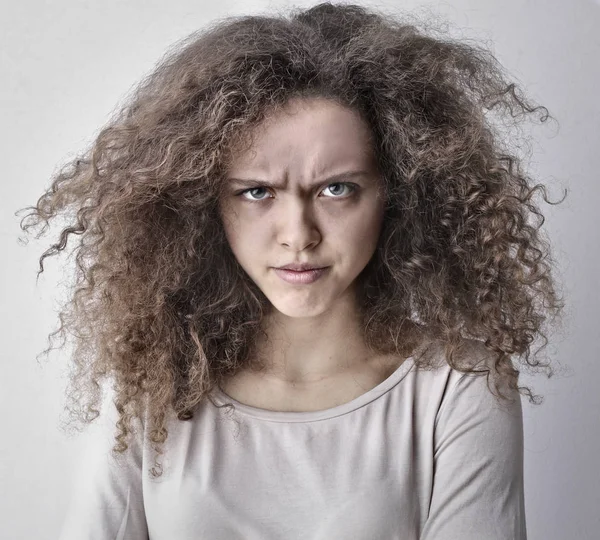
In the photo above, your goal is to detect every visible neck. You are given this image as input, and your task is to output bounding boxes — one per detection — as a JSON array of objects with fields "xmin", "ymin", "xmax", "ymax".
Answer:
[{"xmin": 251, "ymin": 294, "xmax": 373, "ymax": 384}]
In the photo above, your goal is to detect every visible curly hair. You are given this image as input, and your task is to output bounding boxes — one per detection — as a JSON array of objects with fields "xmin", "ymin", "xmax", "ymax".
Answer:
[{"xmin": 17, "ymin": 2, "xmax": 567, "ymax": 478}]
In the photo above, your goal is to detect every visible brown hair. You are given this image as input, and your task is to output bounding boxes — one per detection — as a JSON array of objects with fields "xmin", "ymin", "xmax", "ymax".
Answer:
[{"xmin": 17, "ymin": 2, "xmax": 567, "ymax": 478}]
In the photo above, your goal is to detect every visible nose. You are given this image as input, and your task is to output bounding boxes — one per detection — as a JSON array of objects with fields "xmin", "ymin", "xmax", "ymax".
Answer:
[{"xmin": 276, "ymin": 200, "xmax": 321, "ymax": 250}]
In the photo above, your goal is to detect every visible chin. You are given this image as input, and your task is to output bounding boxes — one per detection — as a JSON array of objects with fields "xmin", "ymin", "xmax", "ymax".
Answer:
[
  {"xmin": 268, "ymin": 296, "xmax": 331, "ymax": 319},
  {"xmin": 273, "ymin": 304, "xmax": 327, "ymax": 319}
]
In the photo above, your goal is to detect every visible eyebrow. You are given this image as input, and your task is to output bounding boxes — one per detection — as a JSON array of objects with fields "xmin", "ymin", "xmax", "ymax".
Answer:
[{"xmin": 227, "ymin": 170, "xmax": 371, "ymax": 189}]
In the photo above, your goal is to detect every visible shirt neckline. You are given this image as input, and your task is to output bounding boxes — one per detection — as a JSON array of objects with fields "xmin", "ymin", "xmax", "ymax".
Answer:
[{"xmin": 210, "ymin": 354, "xmax": 416, "ymax": 423}]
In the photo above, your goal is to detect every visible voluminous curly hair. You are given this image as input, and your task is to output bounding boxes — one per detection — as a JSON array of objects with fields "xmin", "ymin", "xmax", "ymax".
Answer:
[{"xmin": 17, "ymin": 2, "xmax": 567, "ymax": 478}]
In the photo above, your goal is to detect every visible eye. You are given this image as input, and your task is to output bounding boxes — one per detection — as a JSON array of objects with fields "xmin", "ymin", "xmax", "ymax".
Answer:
[
  {"xmin": 236, "ymin": 182, "xmax": 357, "ymax": 202},
  {"xmin": 321, "ymin": 182, "xmax": 356, "ymax": 198},
  {"xmin": 238, "ymin": 187, "xmax": 271, "ymax": 201}
]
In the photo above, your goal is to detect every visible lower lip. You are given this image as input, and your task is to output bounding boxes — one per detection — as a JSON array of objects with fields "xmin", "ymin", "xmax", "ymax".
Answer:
[{"xmin": 274, "ymin": 267, "xmax": 329, "ymax": 284}]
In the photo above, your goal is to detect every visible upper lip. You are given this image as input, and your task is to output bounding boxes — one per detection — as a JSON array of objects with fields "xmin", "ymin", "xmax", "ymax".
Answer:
[{"xmin": 276, "ymin": 262, "xmax": 327, "ymax": 271}]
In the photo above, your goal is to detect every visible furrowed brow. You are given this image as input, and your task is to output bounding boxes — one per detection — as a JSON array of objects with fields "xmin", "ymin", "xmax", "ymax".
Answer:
[{"xmin": 227, "ymin": 170, "xmax": 370, "ymax": 189}]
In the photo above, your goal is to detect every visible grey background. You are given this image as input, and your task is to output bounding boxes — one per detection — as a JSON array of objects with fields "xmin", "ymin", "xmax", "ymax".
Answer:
[{"xmin": 1, "ymin": 0, "xmax": 597, "ymax": 538}]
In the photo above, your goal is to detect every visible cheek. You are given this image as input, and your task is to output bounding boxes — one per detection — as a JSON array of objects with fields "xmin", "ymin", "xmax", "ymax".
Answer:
[
  {"xmin": 220, "ymin": 204, "xmax": 245, "ymax": 246},
  {"xmin": 333, "ymin": 222, "xmax": 380, "ymax": 273},
  {"xmin": 219, "ymin": 211, "xmax": 244, "ymax": 259},
  {"xmin": 224, "ymin": 217, "xmax": 267, "ymax": 265},
  {"xmin": 346, "ymin": 208, "xmax": 384, "ymax": 247}
]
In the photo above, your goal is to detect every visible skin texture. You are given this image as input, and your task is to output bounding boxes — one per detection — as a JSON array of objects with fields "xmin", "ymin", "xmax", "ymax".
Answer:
[{"xmin": 218, "ymin": 96, "xmax": 389, "ymax": 389}]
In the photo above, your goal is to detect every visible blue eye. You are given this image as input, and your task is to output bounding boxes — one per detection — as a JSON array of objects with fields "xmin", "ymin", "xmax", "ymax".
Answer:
[
  {"xmin": 322, "ymin": 182, "xmax": 356, "ymax": 198},
  {"xmin": 236, "ymin": 182, "xmax": 357, "ymax": 202},
  {"xmin": 238, "ymin": 186, "xmax": 270, "ymax": 201}
]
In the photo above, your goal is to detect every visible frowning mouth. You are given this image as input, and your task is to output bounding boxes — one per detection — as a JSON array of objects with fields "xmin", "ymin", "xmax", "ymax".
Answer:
[
  {"xmin": 275, "ymin": 262, "xmax": 328, "ymax": 271},
  {"xmin": 273, "ymin": 267, "xmax": 329, "ymax": 284}
]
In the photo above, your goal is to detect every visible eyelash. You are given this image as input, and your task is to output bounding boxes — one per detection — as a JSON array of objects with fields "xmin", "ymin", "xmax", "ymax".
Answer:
[{"xmin": 235, "ymin": 182, "xmax": 358, "ymax": 202}]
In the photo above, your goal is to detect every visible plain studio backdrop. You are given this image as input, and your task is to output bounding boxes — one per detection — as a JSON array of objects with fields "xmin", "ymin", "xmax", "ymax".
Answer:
[{"xmin": 1, "ymin": 0, "xmax": 597, "ymax": 538}]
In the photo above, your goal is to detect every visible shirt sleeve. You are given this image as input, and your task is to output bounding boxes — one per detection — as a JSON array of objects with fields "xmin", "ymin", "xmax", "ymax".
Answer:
[
  {"xmin": 58, "ymin": 394, "xmax": 149, "ymax": 540},
  {"xmin": 420, "ymin": 371, "xmax": 527, "ymax": 540}
]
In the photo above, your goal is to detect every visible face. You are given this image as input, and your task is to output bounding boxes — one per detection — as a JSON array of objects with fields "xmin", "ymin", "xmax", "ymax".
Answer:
[{"xmin": 218, "ymin": 97, "xmax": 386, "ymax": 319}]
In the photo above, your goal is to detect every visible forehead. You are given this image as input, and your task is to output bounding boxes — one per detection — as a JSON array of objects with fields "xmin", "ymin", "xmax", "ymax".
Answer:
[{"xmin": 226, "ymin": 98, "xmax": 377, "ymax": 176}]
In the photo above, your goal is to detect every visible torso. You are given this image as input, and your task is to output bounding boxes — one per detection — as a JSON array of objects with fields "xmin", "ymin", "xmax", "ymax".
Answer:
[{"xmin": 219, "ymin": 353, "xmax": 411, "ymax": 413}]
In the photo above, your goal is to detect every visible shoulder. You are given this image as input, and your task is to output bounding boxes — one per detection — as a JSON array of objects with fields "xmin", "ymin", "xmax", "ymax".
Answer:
[
  {"xmin": 417, "ymin": 338, "xmax": 527, "ymax": 540},
  {"xmin": 428, "ymin": 339, "xmax": 523, "ymax": 451},
  {"xmin": 410, "ymin": 336, "xmax": 522, "ymax": 421}
]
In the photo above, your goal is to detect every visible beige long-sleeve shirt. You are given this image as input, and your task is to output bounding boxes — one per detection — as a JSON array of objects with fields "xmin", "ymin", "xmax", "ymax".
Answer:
[{"xmin": 58, "ymin": 342, "xmax": 527, "ymax": 539}]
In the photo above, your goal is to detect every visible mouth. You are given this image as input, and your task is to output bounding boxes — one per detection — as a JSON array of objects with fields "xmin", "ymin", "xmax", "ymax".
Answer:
[
  {"xmin": 273, "ymin": 266, "xmax": 329, "ymax": 284},
  {"xmin": 276, "ymin": 267, "xmax": 325, "ymax": 272},
  {"xmin": 275, "ymin": 263, "xmax": 328, "ymax": 272}
]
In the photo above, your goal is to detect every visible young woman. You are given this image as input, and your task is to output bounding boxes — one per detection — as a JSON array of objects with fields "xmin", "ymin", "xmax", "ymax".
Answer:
[{"xmin": 18, "ymin": 3, "xmax": 566, "ymax": 539}]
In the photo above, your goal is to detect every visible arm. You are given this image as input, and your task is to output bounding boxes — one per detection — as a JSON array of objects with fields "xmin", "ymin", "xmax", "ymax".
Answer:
[
  {"xmin": 58, "ymin": 393, "xmax": 149, "ymax": 540},
  {"xmin": 421, "ymin": 371, "xmax": 527, "ymax": 540}
]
